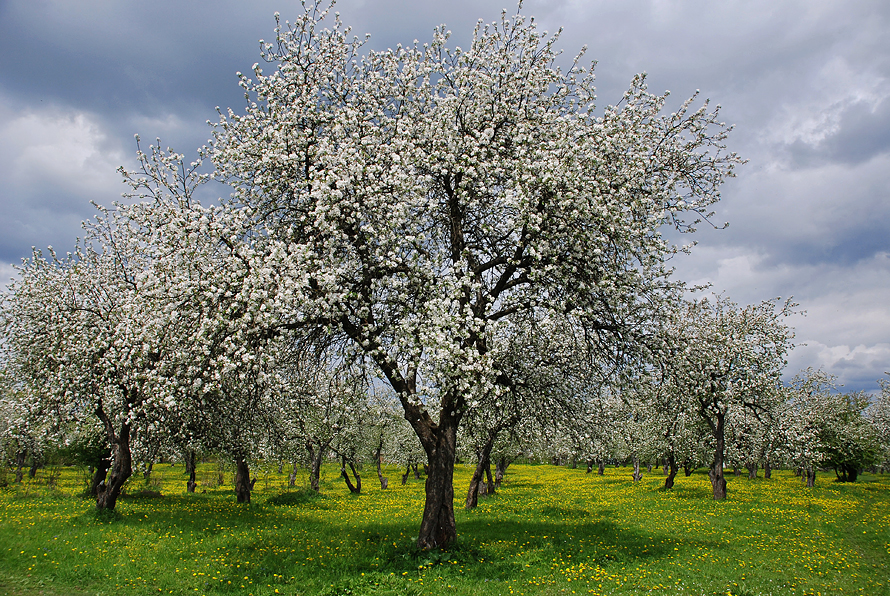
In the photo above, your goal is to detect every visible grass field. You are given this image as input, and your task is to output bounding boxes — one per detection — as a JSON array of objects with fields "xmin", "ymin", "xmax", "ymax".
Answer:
[{"xmin": 0, "ymin": 461, "xmax": 887, "ymax": 596}]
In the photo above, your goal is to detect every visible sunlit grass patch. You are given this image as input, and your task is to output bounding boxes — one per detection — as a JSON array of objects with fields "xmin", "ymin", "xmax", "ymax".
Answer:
[{"xmin": 0, "ymin": 462, "xmax": 888, "ymax": 595}]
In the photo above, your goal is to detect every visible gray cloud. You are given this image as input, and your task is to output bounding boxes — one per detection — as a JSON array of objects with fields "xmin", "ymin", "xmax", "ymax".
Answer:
[{"xmin": 1, "ymin": 0, "xmax": 888, "ymax": 392}]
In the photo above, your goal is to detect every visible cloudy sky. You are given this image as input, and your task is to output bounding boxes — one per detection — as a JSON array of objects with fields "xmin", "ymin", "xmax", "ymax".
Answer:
[{"xmin": 1, "ymin": 0, "xmax": 887, "ymax": 392}]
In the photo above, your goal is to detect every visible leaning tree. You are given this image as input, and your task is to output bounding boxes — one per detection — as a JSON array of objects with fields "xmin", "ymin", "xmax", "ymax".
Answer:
[{"xmin": 207, "ymin": 4, "xmax": 740, "ymax": 548}]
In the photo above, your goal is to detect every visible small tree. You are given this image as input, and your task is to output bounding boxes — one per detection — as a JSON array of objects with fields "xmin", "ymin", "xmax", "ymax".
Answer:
[{"xmin": 670, "ymin": 296, "xmax": 794, "ymax": 499}]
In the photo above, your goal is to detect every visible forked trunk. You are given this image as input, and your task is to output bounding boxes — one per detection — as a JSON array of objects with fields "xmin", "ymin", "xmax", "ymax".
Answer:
[
  {"xmin": 340, "ymin": 455, "xmax": 361, "ymax": 494},
  {"xmin": 233, "ymin": 455, "xmax": 251, "ymax": 503},
  {"xmin": 632, "ymin": 456, "xmax": 642, "ymax": 483}
]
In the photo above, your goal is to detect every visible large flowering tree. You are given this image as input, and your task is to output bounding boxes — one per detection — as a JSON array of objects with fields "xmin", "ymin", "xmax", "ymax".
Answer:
[{"xmin": 205, "ymin": 3, "xmax": 740, "ymax": 547}]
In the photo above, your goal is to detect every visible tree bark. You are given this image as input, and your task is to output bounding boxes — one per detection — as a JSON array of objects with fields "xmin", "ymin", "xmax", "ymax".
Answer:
[
  {"xmin": 805, "ymin": 465, "xmax": 816, "ymax": 487},
  {"xmin": 307, "ymin": 439, "xmax": 327, "ymax": 493},
  {"xmin": 632, "ymin": 456, "xmax": 642, "ymax": 483},
  {"xmin": 89, "ymin": 454, "xmax": 111, "ymax": 498},
  {"xmin": 708, "ymin": 412, "xmax": 728, "ymax": 500},
  {"xmin": 597, "ymin": 460, "xmax": 605, "ymax": 475},
  {"xmin": 184, "ymin": 450, "xmax": 197, "ymax": 493},
  {"xmin": 375, "ymin": 441, "xmax": 388, "ymax": 490},
  {"xmin": 411, "ymin": 411, "xmax": 459, "ymax": 550},
  {"xmin": 664, "ymin": 452, "xmax": 678, "ymax": 490},
  {"xmin": 764, "ymin": 460, "xmax": 772, "ymax": 479},
  {"xmin": 746, "ymin": 462, "xmax": 757, "ymax": 479},
  {"xmin": 288, "ymin": 462, "xmax": 298, "ymax": 487},
  {"xmin": 340, "ymin": 454, "xmax": 361, "ymax": 494},
  {"xmin": 13, "ymin": 449, "xmax": 27, "ymax": 484},
  {"xmin": 143, "ymin": 461, "xmax": 154, "ymax": 481},
  {"xmin": 465, "ymin": 438, "xmax": 494, "ymax": 510},
  {"xmin": 494, "ymin": 457, "xmax": 511, "ymax": 488},
  {"xmin": 95, "ymin": 400, "xmax": 133, "ymax": 511},
  {"xmin": 233, "ymin": 455, "xmax": 251, "ymax": 503}
]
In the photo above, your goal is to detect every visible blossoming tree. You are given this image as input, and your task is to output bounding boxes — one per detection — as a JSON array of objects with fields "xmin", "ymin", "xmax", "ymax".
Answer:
[{"xmin": 205, "ymin": 3, "xmax": 740, "ymax": 547}]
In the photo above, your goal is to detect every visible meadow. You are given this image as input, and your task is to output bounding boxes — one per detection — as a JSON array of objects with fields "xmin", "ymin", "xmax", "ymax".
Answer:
[{"xmin": 0, "ymin": 460, "xmax": 887, "ymax": 596}]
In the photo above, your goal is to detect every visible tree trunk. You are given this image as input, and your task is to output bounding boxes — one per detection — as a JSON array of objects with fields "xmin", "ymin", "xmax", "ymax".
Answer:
[
  {"xmin": 683, "ymin": 459, "xmax": 695, "ymax": 477},
  {"xmin": 143, "ymin": 461, "xmax": 154, "ymax": 481},
  {"xmin": 662, "ymin": 458, "xmax": 669, "ymax": 476},
  {"xmin": 96, "ymin": 422, "xmax": 132, "ymax": 511},
  {"xmin": 664, "ymin": 452, "xmax": 678, "ymax": 490},
  {"xmin": 805, "ymin": 465, "xmax": 816, "ymax": 487},
  {"xmin": 14, "ymin": 450, "xmax": 26, "ymax": 484},
  {"xmin": 632, "ymin": 456, "xmax": 642, "ymax": 483},
  {"xmin": 746, "ymin": 462, "xmax": 757, "ymax": 479},
  {"xmin": 233, "ymin": 455, "xmax": 251, "ymax": 503},
  {"xmin": 375, "ymin": 441, "xmax": 388, "ymax": 490},
  {"xmin": 415, "ymin": 418, "xmax": 458, "ymax": 550},
  {"xmin": 494, "ymin": 457, "xmax": 511, "ymax": 489},
  {"xmin": 708, "ymin": 412, "xmax": 727, "ymax": 500},
  {"xmin": 184, "ymin": 450, "xmax": 197, "ymax": 493},
  {"xmin": 597, "ymin": 461, "xmax": 605, "ymax": 476},
  {"xmin": 307, "ymin": 440, "xmax": 326, "ymax": 493},
  {"xmin": 89, "ymin": 454, "xmax": 111, "ymax": 498},
  {"xmin": 401, "ymin": 464, "xmax": 410, "ymax": 485},
  {"xmin": 288, "ymin": 462, "xmax": 298, "ymax": 488},
  {"xmin": 646, "ymin": 462, "xmax": 653, "ymax": 473},
  {"xmin": 763, "ymin": 460, "xmax": 772, "ymax": 479},
  {"xmin": 340, "ymin": 455, "xmax": 361, "ymax": 494},
  {"xmin": 465, "ymin": 439, "xmax": 494, "ymax": 510}
]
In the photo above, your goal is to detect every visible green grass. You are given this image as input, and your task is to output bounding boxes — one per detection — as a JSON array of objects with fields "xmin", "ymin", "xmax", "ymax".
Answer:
[{"xmin": 0, "ymin": 461, "xmax": 887, "ymax": 595}]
